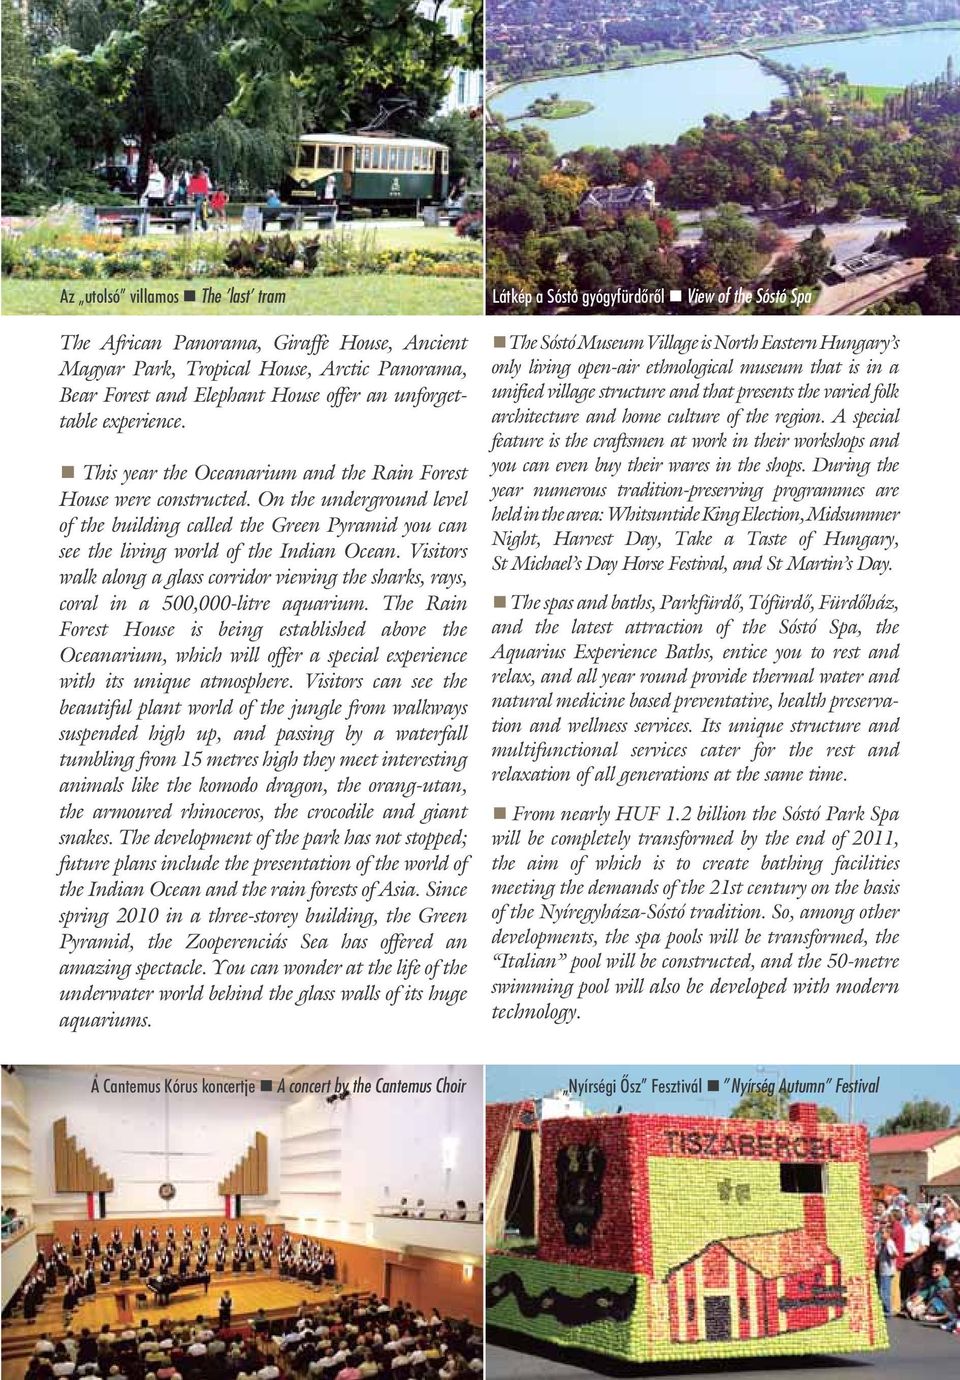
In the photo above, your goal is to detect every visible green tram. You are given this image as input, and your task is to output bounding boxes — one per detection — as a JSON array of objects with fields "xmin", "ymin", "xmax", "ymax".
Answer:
[{"xmin": 283, "ymin": 133, "xmax": 450, "ymax": 215}]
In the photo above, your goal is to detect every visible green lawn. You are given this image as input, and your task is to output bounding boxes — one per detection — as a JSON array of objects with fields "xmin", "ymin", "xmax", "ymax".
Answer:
[
  {"xmin": 525, "ymin": 99, "xmax": 595, "ymax": 120},
  {"xmin": 836, "ymin": 82, "xmax": 902, "ymax": 109},
  {"xmin": 2, "ymin": 274, "xmax": 482, "ymax": 315}
]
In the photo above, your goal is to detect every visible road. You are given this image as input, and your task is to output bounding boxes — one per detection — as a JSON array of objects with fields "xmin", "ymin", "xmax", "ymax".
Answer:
[
  {"xmin": 487, "ymin": 1316, "xmax": 957, "ymax": 1379},
  {"xmin": 811, "ymin": 257, "xmax": 927, "ymax": 315},
  {"xmin": 676, "ymin": 213, "xmax": 906, "ymax": 265}
]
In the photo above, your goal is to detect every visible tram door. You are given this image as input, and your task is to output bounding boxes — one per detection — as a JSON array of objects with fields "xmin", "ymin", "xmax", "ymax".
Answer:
[
  {"xmin": 433, "ymin": 149, "xmax": 444, "ymax": 202},
  {"xmin": 342, "ymin": 145, "xmax": 355, "ymax": 197}
]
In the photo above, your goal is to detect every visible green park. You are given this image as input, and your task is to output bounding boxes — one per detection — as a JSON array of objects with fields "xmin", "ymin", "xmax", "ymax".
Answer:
[{"xmin": 1, "ymin": 0, "xmax": 483, "ymax": 315}]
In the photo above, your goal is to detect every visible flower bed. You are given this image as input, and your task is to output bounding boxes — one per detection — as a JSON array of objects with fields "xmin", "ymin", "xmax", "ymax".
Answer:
[{"xmin": 2, "ymin": 224, "xmax": 481, "ymax": 281}]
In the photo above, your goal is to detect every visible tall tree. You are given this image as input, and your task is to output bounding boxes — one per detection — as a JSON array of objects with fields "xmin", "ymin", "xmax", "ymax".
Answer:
[
  {"xmin": 46, "ymin": 0, "xmax": 237, "ymax": 192},
  {"xmin": 875, "ymin": 1100, "xmax": 955, "ymax": 1136},
  {"xmin": 47, "ymin": 0, "xmax": 321, "ymax": 192},
  {"xmin": 221, "ymin": 0, "xmax": 471, "ymax": 135},
  {"xmin": 730, "ymin": 1089, "xmax": 839, "ymax": 1123},
  {"xmin": 2, "ymin": 0, "xmax": 58, "ymax": 200}
]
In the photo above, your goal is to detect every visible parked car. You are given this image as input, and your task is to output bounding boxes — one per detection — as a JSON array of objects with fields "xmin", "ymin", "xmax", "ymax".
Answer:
[{"xmin": 93, "ymin": 162, "xmax": 137, "ymax": 195}]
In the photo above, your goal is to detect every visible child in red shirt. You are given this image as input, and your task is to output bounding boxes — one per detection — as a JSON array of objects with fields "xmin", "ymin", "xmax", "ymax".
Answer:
[{"xmin": 210, "ymin": 186, "xmax": 229, "ymax": 227}]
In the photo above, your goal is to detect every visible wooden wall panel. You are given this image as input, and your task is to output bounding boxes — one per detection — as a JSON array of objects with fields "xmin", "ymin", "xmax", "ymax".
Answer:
[
  {"xmin": 288, "ymin": 1236, "xmax": 480, "ymax": 1323},
  {"xmin": 50, "ymin": 1214, "xmax": 267, "ymax": 1243},
  {"xmin": 53, "ymin": 1118, "xmax": 68, "ymax": 1190},
  {"xmin": 218, "ymin": 1133, "xmax": 267, "ymax": 1197},
  {"xmin": 53, "ymin": 1119, "xmax": 114, "ymax": 1194}
]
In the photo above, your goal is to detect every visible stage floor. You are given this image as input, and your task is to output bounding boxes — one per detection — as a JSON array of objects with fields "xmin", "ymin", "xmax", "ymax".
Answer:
[{"xmin": 2, "ymin": 1274, "xmax": 342, "ymax": 1359}]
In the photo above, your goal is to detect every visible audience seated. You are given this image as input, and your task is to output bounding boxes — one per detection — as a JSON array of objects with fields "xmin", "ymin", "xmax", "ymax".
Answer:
[{"xmin": 19, "ymin": 1296, "xmax": 482, "ymax": 1380}]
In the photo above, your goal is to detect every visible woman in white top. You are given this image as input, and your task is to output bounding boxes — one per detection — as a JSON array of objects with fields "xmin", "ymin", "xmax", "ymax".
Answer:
[{"xmin": 146, "ymin": 162, "xmax": 166, "ymax": 209}]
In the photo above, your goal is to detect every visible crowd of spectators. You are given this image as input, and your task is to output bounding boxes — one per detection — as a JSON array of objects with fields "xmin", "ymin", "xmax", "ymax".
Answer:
[
  {"xmin": 21, "ymin": 1295, "xmax": 482, "ymax": 1380},
  {"xmin": 874, "ymin": 1190, "xmax": 960, "ymax": 1336}
]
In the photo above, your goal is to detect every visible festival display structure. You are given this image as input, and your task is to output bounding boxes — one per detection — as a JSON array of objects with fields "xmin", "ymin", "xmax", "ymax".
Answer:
[
  {"xmin": 486, "ymin": 1102, "xmax": 889, "ymax": 1363},
  {"xmin": 486, "ymin": 1101, "xmax": 541, "ymax": 1246}
]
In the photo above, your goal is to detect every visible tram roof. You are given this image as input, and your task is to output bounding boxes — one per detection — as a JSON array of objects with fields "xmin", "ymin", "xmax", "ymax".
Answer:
[{"xmin": 299, "ymin": 133, "xmax": 447, "ymax": 149}]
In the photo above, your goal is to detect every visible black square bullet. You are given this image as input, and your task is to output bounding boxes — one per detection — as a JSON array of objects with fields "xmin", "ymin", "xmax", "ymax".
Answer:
[
  {"xmin": 62, "ymin": 466, "xmax": 74, "ymax": 479},
  {"xmin": 494, "ymin": 807, "xmax": 506, "ymax": 820},
  {"xmin": 260, "ymin": 1079, "xmax": 273, "ymax": 1092},
  {"xmin": 184, "ymin": 289, "xmax": 196, "ymax": 302},
  {"xmin": 494, "ymin": 596, "xmax": 506, "ymax": 609},
  {"xmin": 493, "ymin": 335, "xmax": 506, "ymax": 348},
  {"xmin": 707, "ymin": 1079, "xmax": 720, "ymax": 1092}
]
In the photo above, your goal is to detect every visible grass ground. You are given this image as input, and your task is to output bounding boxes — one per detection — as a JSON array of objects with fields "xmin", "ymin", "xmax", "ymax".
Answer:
[
  {"xmin": 836, "ymin": 82, "xmax": 902, "ymax": 108},
  {"xmin": 531, "ymin": 100, "xmax": 595, "ymax": 120},
  {"xmin": 1, "ymin": 275, "xmax": 481, "ymax": 315},
  {"xmin": 1, "ymin": 220, "xmax": 481, "ymax": 314}
]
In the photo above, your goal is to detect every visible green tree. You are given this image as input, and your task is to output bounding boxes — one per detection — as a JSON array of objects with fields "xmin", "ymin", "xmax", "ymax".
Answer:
[
  {"xmin": 731, "ymin": 1090, "xmax": 791, "ymax": 1120},
  {"xmin": 2, "ymin": 0, "xmax": 58, "ymax": 204},
  {"xmin": 875, "ymin": 1100, "xmax": 954, "ymax": 1136},
  {"xmin": 701, "ymin": 202, "xmax": 759, "ymax": 284},
  {"xmin": 497, "ymin": 190, "xmax": 546, "ymax": 236},
  {"xmin": 46, "ymin": 0, "xmax": 251, "ymax": 193},
  {"xmin": 905, "ymin": 204, "xmax": 960, "ymax": 256},
  {"xmin": 423, "ymin": 110, "xmax": 482, "ymax": 187},
  {"xmin": 795, "ymin": 225, "xmax": 832, "ymax": 283},
  {"xmin": 221, "ymin": 0, "xmax": 472, "ymax": 136},
  {"xmin": 911, "ymin": 256, "xmax": 960, "ymax": 314},
  {"xmin": 452, "ymin": 0, "xmax": 482, "ymax": 73},
  {"xmin": 835, "ymin": 182, "xmax": 869, "ymax": 219},
  {"xmin": 731, "ymin": 1090, "xmax": 840, "ymax": 1122}
]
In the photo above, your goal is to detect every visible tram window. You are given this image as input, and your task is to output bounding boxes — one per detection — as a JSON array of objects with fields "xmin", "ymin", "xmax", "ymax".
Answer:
[
  {"xmin": 405, "ymin": 148, "xmax": 414, "ymax": 170},
  {"xmin": 362, "ymin": 146, "xmax": 371, "ymax": 169},
  {"xmin": 315, "ymin": 144, "xmax": 339, "ymax": 168},
  {"xmin": 442, "ymin": 149, "xmax": 449, "ymax": 173},
  {"xmin": 297, "ymin": 144, "xmax": 317, "ymax": 168}
]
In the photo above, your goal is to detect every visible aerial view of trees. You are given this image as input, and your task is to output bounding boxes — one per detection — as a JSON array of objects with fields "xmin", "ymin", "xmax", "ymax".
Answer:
[
  {"xmin": 487, "ymin": 0, "xmax": 960, "ymax": 85},
  {"xmin": 1, "ymin": 0, "xmax": 482, "ymax": 210},
  {"xmin": 487, "ymin": 69, "xmax": 960, "ymax": 315}
]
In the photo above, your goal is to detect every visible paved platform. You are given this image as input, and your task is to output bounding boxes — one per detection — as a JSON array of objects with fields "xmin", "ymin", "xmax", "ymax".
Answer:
[{"xmin": 487, "ymin": 1315, "xmax": 958, "ymax": 1378}]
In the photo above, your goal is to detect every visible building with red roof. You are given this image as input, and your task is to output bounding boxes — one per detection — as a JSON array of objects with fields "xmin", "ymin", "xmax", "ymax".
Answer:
[{"xmin": 869, "ymin": 1126, "xmax": 960, "ymax": 1200}]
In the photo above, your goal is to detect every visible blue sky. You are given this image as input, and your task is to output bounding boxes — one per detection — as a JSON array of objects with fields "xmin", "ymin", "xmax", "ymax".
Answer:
[{"xmin": 485, "ymin": 1065, "xmax": 960, "ymax": 1132}]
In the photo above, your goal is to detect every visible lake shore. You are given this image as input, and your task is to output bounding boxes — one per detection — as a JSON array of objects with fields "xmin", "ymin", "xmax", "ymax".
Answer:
[{"xmin": 486, "ymin": 18, "xmax": 960, "ymax": 104}]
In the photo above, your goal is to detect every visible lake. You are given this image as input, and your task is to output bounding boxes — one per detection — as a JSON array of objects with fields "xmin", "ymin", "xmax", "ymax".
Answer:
[{"xmin": 490, "ymin": 26, "xmax": 960, "ymax": 148}]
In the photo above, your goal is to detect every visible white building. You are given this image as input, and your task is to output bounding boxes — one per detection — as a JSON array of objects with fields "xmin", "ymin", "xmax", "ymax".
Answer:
[
  {"xmin": 540, "ymin": 1090, "xmax": 585, "ymax": 1121},
  {"xmin": 421, "ymin": 0, "xmax": 483, "ymax": 113}
]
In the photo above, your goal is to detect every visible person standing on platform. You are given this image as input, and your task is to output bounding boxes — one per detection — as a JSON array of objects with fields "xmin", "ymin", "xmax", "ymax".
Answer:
[{"xmin": 219, "ymin": 1290, "xmax": 232, "ymax": 1328}]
